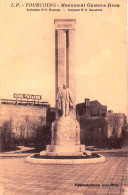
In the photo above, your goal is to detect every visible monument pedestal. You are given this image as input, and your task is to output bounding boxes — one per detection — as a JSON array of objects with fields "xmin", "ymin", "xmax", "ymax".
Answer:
[
  {"xmin": 45, "ymin": 144, "xmax": 85, "ymax": 156},
  {"xmin": 40, "ymin": 116, "xmax": 86, "ymax": 156}
]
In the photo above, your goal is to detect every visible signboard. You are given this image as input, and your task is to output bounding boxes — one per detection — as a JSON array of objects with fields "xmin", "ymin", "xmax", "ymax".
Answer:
[{"xmin": 13, "ymin": 93, "xmax": 42, "ymax": 100}]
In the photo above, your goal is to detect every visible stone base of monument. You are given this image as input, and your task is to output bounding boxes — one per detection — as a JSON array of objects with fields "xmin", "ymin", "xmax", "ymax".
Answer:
[
  {"xmin": 26, "ymin": 153, "xmax": 105, "ymax": 164},
  {"xmin": 45, "ymin": 144, "xmax": 85, "ymax": 156},
  {"xmin": 43, "ymin": 116, "xmax": 86, "ymax": 157},
  {"xmin": 26, "ymin": 116, "xmax": 105, "ymax": 164}
]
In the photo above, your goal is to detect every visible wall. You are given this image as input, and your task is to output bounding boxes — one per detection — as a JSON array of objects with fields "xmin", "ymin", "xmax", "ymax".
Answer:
[
  {"xmin": 0, "ymin": 104, "xmax": 48, "ymax": 146},
  {"xmin": 107, "ymin": 113, "xmax": 125, "ymax": 138}
]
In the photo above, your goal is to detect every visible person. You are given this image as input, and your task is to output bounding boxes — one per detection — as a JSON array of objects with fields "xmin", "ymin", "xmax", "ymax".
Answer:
[{"xmin": 60, "ymin": 84, "xmax": 74, "ymax": 117}]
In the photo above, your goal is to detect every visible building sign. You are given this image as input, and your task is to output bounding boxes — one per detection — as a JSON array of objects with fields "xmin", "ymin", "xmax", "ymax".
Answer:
[{"xmin": 13, "ymin": 93, "xmax": 42, "ymax": 100}]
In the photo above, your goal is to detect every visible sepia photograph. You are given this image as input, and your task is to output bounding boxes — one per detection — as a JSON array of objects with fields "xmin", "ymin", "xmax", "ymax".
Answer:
[{"xmin": 0, "ymin": 0, "xmax": 127, "ymax": 194}]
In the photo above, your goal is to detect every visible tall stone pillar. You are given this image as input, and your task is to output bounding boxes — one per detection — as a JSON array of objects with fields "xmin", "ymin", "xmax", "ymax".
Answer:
[
  {"xmin": 43, "ymin": 19, "xmax": 85, "ymax": 156},
  {"xmin": 68, "ymin": 30, "xmax": 76, "ymax": 119},
  {"xmin": 57, "ymin": 30, "xmax": 67, "ymax": 90},
  {"xmin": 55, "ymin": 19, "xmax": 76, "ymax": 119},
  {"xmin": 68, "ymin": 30, "xmax": 75, "ymax": 101}
]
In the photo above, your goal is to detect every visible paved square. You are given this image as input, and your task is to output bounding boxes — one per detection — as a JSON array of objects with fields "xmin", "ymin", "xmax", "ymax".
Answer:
[{"xmin": 0, "ymin": 151, "xmax": 127, "ymax": 195}]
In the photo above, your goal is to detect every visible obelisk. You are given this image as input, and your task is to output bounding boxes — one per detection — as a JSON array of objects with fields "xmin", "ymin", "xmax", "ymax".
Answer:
[
  {"xmin": 55, "ymin": 19, "xmax": 76, "ymax": 119},
  {"xmin": 44, "ymin": 19, "xmax": 85, "ymax": 156}
]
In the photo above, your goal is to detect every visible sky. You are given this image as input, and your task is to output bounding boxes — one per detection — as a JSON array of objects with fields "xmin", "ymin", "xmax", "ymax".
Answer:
[{"xmin": 0, "ymin": 0, "xmax": 127, "ymax": 115}]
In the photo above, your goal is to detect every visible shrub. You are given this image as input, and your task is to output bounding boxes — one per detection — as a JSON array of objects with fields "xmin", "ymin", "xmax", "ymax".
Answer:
[{"xmin": 96, "ymin": 136, "xmax": 124, "ymax": 149}]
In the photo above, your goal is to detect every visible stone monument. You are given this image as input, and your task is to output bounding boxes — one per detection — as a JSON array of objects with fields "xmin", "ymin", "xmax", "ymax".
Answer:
[
  {"xmin": 27, "ymin": 19, "xmax": 105, "ymax": 164},
  {"xmin": 43, "ymin": 19, "xmax": 86, "ymax": 156}
]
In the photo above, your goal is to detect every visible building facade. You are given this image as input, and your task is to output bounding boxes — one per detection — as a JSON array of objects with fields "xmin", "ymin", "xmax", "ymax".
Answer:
[
  {"xmin": 76, "ymin": 98, "xmax": 127, "ymax": 147},
  {"xmin": 106, "ymin": 110, "xmax": 127, "ymax": 138}
]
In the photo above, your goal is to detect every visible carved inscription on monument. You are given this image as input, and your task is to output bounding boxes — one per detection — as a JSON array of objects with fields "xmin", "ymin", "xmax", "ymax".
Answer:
[{"xmin": 54, "ymin": 19, "xmax": 76, "ymax": 29}]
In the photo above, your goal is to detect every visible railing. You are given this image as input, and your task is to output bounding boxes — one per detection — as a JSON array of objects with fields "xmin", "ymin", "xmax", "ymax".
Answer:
[{"xmin": 1, "ymin": 99, "xmax": 49, "ymax": 107}]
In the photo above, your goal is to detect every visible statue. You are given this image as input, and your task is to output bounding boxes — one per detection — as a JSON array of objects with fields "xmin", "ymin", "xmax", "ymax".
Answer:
[{"xmin": 57, "ymin": 84, "xmax": 74, "ymax": 117}]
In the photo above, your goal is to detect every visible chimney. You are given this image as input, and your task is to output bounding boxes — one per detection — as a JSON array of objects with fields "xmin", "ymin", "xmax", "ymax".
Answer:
[
  {"xmin": 85, "ymin": 98, "xmax": 90, "ymax": 107},
  {"xmin": 108, "ymin": 110, "xmax": 113, "ymax": 113}
]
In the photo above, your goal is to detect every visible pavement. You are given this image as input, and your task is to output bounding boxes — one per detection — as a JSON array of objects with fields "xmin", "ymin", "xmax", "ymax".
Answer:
[
  {"xmin": 1, "ymin": 145, "xmax": 35, "ymax": 154},
  {"xmin": 0, "ymin": 146, "xmax": 35, "ymax": 157},
  {"xmin": 0, "ymin": 146, "xmax": 128, "ymax": 195}
]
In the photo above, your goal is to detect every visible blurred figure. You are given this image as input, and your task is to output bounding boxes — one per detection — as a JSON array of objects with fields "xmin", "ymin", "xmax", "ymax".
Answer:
[{"xmin": 61, "ymin": 84, "xmax": 74, "ymax": 117}]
